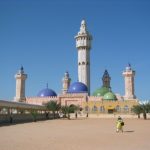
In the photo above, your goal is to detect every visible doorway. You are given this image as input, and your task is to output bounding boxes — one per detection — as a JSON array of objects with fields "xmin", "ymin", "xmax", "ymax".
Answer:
[{"xmin": 108, "ymin": 109, "xmax": 114, "ymax": 114}]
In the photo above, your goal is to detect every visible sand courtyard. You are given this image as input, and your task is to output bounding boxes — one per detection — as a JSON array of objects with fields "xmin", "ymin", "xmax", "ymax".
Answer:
[{"xmin": 0, "ymin": 118, "xmax": 150, "ymax": 150}]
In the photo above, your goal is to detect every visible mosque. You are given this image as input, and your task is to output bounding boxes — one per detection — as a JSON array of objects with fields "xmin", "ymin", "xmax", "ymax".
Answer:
[{"xmin": 14, "ymin": 20, "xmax": 138, "ymax": 114}]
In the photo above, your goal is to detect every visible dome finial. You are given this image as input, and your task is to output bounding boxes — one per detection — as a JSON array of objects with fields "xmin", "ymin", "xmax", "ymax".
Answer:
[
  {"xmin": 19, "ymin": 65, "xmax": 24, "ymax": 74},
  {"xmin": 81, "ymin": 19, "xmax": 86, "ymax": 26},
  {"xmin": 80, "ymin": 19, "xmax": 87, "ymax": 34},
  {"xmin": 104, "ymin": 69, "xmax": 109, "ymax": 75},
  {"xmin": 128, "ymin": 63, "xmax": 131, "ymax": 67},
  {"xmin": 21, "ymin": 65, "xmax": 24, "ymax": 71},
  {"xmin": 64, "ymin": 71, "xmax": 69, "ymax": 78},
  {"xmin": 126, "ymin": 63, "xmax": 132, "ymax": 71}
]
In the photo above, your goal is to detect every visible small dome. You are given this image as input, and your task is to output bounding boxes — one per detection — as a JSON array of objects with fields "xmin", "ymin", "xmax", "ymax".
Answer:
[
  {"xmin": 37, "ymin": 88, "xmax": 57, "ymax": 97},
  {"xmin": 103, "ymin": 92, "xmax": 117, "ymax": 101},
  {"xmin": 68, "ymin": 82, "xmax": 88, "ymax": 93},
  {"xmin": 93, "ymin": 86, "xmax": 110, "ymax": 96}
]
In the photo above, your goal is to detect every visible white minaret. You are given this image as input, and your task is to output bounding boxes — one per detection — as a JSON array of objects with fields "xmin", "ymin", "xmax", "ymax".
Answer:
[
  {"xmin": 62, "ymin": 71, "xmax": 71, "ymax": 94},
  {"xmin": 14, "ymin": 66, "xmax": 27, "ymax": 102},
  {"xmin": 75, "ymin": 20, "xmax": 92, "ymax": 95},
  {"xmin": 122, "ymin": 64, "xmax": 136, "ymax": 99}
]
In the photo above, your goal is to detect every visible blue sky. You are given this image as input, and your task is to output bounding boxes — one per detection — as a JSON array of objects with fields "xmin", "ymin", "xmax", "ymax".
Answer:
[{"xmin": 0, "ymin": 0, "xmax": 150, "ymax": 100}]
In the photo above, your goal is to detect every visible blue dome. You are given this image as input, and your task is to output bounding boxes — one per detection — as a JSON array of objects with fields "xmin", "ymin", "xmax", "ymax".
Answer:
[
  {"xmin": 68, "ymin": 82, "xmax": 88, "ymax": 93},
  {"xmin": 37, "ymin": 88, "xmax": 57, "ymax": 97}
]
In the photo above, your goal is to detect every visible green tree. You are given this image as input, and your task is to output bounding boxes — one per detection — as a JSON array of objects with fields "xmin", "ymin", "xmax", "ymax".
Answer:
[
  {"xmin": 132, "ymin": 101, "xmax": 150, "ymax": 120},
  {"xmin": 141, "ymin": 103, "xmax": 150, "ymax": 120},
  {"xmin": 147, "ymin": 103, "xmax": 150, "ymax": 113},
  {"xmin": 69, "ymin": 104, "xmax": 80, "ymax": 119},
  {"xmin": 61, "ymin": 105, "xmax": 69, "ymax": 119},
  {"xmin": 61, "ymin": 105, "xmax": 78, "ymax": 120},
  {"xmin": 45, "ymin": 101, "xmax": 60, "ymax": 119},
  {"xmin": 31, "ymin": 110, "xmax": 38, "ymax": 122},
  {"xmin": 132, "ymin": 105, "xmax": 142, "ymax": 118}
]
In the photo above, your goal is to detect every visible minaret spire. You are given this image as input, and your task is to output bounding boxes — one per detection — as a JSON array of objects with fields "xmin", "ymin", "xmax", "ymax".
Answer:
[
  {"xmin": 62, "ymin": 71, "xmax": 71, "ymax": 94},
  {"xmin": 75, "ymin": 20, "xmax": 92, "ymax": 95},
  {"xmin": 14, "ymin": 66, "xmax": 27, "ymax": 102},
  {"xmin": 102, "ymin": 69, "xmax": 111, "ymax": 88},
  {"xmin": 79, "ymin": 20, "xmax": 87, "ymax": 34},
  {"xmin": 123, "ymin": 64, "xmax": 136, "ymax": 99}
]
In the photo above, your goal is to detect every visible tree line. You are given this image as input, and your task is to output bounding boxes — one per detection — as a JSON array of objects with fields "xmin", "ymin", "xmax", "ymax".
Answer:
[
  {"xmin": 45, "ymin": 101, "xmax": 81, "ymax": 120},
  {"xmin": 132, "ymin": 101, "xmax": 150, "ymax": 119},
  {"xmin": 45, "ymin": 100, "xmax": 150, "ymax": 120}
]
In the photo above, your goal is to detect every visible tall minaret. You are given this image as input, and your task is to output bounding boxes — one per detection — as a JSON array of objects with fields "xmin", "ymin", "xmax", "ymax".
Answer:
[
  {"xmin": 122, "ymin": 64, "xmax": 136, "ymax": 99},
  {"xmin": 62, "ymin": 71, "xmax": 71, "ymax": 94},
  {"xmin": 75, "ymin": 20, "xmax": 92, "ymax": 95},
  {"xmin": 14, "ymin": 66, "xmax": 27, "ymax": 102},
  {"xmin": 102, "ymin": 70, "xmax": 111, "ymax": 89}
]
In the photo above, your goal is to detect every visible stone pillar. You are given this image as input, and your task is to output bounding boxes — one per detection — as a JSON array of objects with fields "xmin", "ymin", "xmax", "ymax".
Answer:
[
  {"xmin": 62, "ymin": 71, "xmax": 71, "ymax": 94},
  {"xmin": 122, "ymin": 64, "xmax": 136, "ymax": 99},
  {"xmin": 14, "ymin": 66, "xmax": 27, "ymax": 102},
  {"xmin": 102, "ymin": 70, "xmax": 111, "ymax": 88},
  {"xmin": 75, "ymin": 20, "xmax": 92, "ymax": 95}
]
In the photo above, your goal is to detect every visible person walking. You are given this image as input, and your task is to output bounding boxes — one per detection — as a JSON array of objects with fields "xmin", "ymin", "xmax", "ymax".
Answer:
[{"xmin": 116, "ymin": 116, "xmax": 124, "ymax": 133}]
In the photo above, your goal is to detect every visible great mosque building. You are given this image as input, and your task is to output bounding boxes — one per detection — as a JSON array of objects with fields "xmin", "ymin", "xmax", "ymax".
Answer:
[{"xmin": 14, "ymin": 20, "xmax": 138, "ymax": 114}]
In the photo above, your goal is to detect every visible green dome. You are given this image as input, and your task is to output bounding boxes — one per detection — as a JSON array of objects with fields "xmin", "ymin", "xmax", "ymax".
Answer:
[
  {"xmin": 103, "ymin": 92, "xmax": 117, "ymax": 101},
  {"xmin": 93, "ymin": 86, "xmax": 110, "ymax": 96}
]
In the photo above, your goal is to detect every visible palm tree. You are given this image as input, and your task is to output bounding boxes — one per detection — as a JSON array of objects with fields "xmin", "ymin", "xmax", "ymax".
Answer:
[
  {"xmin": 56, "ymin": 103, "xmax": 61, "ymax": 116},
  {"xmin": 132, "ymin": 101, "xmax": 150, "ymax": 120},
  {"xmin": 74, "ymin": 105, "xmax": 80, "ymax": 119},
  {"xmin": 31, "ymin": 110, "xmax": 38, "ymax": 122},
  {"xmin": 132, "ymin": 105, "xmax": 142, "ymax": 118},
  {"xmin": 60, "ymin": 106, "xmax": 66, "ymax": 118},
  {"xmin": 70, "ymin": 104, "xmax": 80, "ymax": 119},
  {"xmin": 61, "ymin": 105, "xmax": 78, "ymax": 120},
  {"xmin": 61, "ymin": 105, "xmax": 70, "ymax": 119},
  {"xmin": 141, "ymin": 103, "xmax": 150, "ymax": 120},
  {"xmin": 45, "ymin": 101, "xmax": 60, "ymax": 119}
]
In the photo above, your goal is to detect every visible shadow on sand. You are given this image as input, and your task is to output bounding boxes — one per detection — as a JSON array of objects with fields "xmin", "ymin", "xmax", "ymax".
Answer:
[{"xmin": 124, "ymin": 130, "xmax": 134, "ymax": 133}]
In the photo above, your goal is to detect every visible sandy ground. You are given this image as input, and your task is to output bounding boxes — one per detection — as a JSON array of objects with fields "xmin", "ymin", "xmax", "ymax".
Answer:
[{"xmin": 0, "ymin": 118, "xmax": 150, "ymax": 150}]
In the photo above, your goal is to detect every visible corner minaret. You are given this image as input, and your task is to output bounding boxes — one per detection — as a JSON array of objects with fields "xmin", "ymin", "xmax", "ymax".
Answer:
[
  {"xmin": 122, "ymin": 64, "xmax": 136, "ymax": 99},
  {"xmin": 75, "ymin": 20, "xmax": 92, "ymax": 95},
  {"xmin": 102, "ymin": 70, "xmax": 111, "ymax": 88},
  {"xmin": 14, "ymin": 66, "xmax": 27, "ymax": 102},
  {"xmin": 62, "ymin": 71, "xmax": 71, "ymax": 94}
]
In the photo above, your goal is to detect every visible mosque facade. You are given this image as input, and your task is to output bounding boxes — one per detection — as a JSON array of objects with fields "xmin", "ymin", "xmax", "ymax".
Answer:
[{"xmin": 14, "ymin": 20, "xmax": 138, "ymax": 114}]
